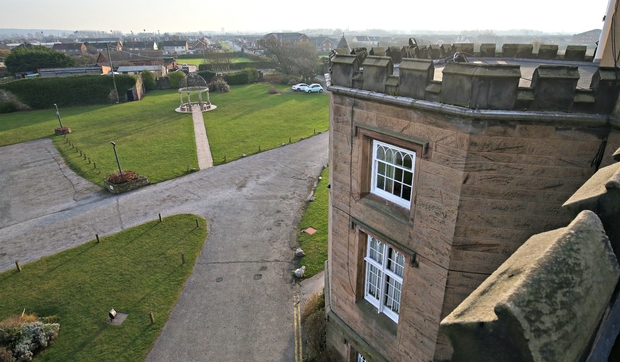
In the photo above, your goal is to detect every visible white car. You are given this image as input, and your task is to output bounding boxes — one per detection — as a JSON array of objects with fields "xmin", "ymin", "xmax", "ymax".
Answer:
[
  {"xmin": 292, "ymin": 83, "xmax": 308, "ymax": 92},
  {"xmin": 305, "ymin": 84, "xmax": 324, "ymax": 93}
]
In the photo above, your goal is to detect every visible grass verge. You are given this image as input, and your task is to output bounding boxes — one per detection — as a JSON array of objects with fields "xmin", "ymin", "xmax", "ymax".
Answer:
[
  {"xmin": 0, "ymin": 214, "xmax": 207, "ymax": 362},
  {"xmin": 296, "ymin": 167, "xmax": 329, "ymax": 278}
]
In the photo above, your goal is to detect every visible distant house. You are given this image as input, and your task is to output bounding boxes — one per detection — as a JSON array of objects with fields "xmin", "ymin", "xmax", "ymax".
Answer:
[
  {"xmin": 96, "ymin": 51, "xmax": 164, "ymax": 68},
  {"xmin": 352, "ymin": 35, "xmax": 380, "ymax": 46},
  {"xmin": 310, "ymin": 37, "xmax": 336, "ymax": 52},
  {"xmin": 88, "ymin": 41, "xmax": 122, "ymax": 52},
  {"xmin": 162, "ymin": 41, "xmax": 188, "ymax": 54},
  {"xmin": 123, "ymin": 41, "xmax": 158, "ymax": 51},
  {"xmin": 191, "ymin": 37, "xmax": 211, "ymax": 53},
  {"xmin": 259, "ymin": 32, "xmax": 310, "ymax": 47},
  {"xmin": 52, "ymin": 43, "xmax": 87, "ymax": 56},
  {"xmin": 572, "ymin": 29, "xmax": 601, "ymax": 45}
]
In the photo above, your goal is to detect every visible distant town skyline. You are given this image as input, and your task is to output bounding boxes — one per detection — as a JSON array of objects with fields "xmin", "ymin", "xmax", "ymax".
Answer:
[{"xmin": 1, "ymin": 0, "xmax": 611, "ymax": 34}]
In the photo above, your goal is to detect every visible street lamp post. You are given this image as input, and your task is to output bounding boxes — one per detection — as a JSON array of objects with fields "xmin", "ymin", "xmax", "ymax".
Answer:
[
  {"xmin": 110, "ymin": 141, "xmax": 123, "ymax": 175},
  {"xmin": 53, "ymin": 103, "xmax": 63, "ymax": 128}
]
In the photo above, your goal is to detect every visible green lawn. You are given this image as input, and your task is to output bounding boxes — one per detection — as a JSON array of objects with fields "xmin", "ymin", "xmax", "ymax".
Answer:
[
  {"xmin": 0, "ymin": 83, "xmax": 329, "ymax": 185},
  {"xmin": 180, "ymin": 57, "xmax": 255, "ymax": 67},
  {"xmin": 0, "ymin": 89, "xmax": 197, "ymax": 186},
  {"xmin": 0, "ymin": 214, "xmax": 207, "ymax": 362},
  {"xmin": 297, "ymin": 167, "xmax": 330, "ymax": 278},
  {"xmin": 206, "ymin": 83, "xmax": 329, "ymax": 165}
]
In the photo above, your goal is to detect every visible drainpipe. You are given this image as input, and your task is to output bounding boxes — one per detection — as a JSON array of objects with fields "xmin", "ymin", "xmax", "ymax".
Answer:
[{"xmin": 595, "ymin": 0, "xmax": 617, "ymax": 63}]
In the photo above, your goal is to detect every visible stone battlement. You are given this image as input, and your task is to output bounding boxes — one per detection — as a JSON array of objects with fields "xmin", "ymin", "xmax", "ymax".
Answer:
[{"xmin": 330, "ymin": 51, "xmax": 620, "ymax": 115}]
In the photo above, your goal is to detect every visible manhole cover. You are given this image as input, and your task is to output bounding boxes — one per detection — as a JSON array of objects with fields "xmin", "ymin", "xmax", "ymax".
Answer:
[
  {"xmin": 254, "ymin": 274, "xmax": 262, "ymax": 280},
  {"xmin": 216, "ymin": 277, "xmax": 223, "ymax": 282}
]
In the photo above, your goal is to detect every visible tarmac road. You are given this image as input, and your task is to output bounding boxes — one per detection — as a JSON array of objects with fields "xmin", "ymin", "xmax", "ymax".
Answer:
[{"xmin": 0, "ymin": 132, "xmax": 329, "ymax": 361}]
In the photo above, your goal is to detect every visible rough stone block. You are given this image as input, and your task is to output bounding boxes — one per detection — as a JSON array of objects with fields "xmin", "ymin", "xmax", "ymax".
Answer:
[
  {"xmin": 442, "ymin": 63, "xmax": 520, "ymax": 109},
  {"xmin": 399, "ymin": 59, "xmax": 434, "ymax": 100},
  {"xmin": 564, "ymin": 45, "xmax": 587, "ymax": 61},
  {"xmin": 537, "ymin": 44, "xmax": 558, "ymax": 60},
  {"xmin": 441, "ymin": 210, "xmax": 620, "ymax": 362},
  {"xmin": 530, "ymin": 65, "xmax": 580, "ymax": 111},
  {"xmin": 361, "ymin": 56, "xmax": 393, "ymax": 93},
  {"xmin": 479, "ymin": 44, "xmax": 496, "ymax": 58},
  {"xmin": 331, "ymin": 55, "xmax": 359, "ymax": 88},
  {"xmin": 563, "ymin": 162, "xmax": 620, "ymax": 257},
  {"xmin": 590, "ymin": 67, "xmax": 620, "ymax": 115}
]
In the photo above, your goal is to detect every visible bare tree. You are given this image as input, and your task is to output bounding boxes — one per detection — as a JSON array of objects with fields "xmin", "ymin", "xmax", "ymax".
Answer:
[{"xmin": 263, "ymin": 39, "xmax": 319, "ymax": 80}]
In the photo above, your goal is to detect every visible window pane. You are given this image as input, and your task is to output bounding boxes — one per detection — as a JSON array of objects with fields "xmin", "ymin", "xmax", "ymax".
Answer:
[
  {"xmin": 366, "ymin": 263, "xmax": 382, "ymax": 301},
  {"xmin": 403, "ymin": 154, "xmax": 413, "ymax": 169},
  {"xmin": 402, "ymin": 185, "xmax": 411, "ymax": 201},
  {"xmin": 395, "ymin": 168, "xmax": 403, "ymax": 182},
  {"xmin": 384, "ymin": 276, "xmax": 402, "ymax": 314},
  {"xmin": 378, "ymin": 161, "xmax": 385, "ymax": 176},
  {"xmin": 385, "ymin": 178, "xmax": 393, "ymax": 193},
  {"xmin": 377, "ymin": 175, "xmax": 385, "ymax": 190},
  {"xmin": 404, "ymin": 170, "xmax": 413, "ymax": 185},
  {"xmin": 377, "ymin": 145, "xmax": 385, "ymax": 160}
]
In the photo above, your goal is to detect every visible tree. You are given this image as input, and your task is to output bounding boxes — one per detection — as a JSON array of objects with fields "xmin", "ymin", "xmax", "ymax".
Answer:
[
  {"xmin": 263, "ymin": 39, "xmax": 319, "ymax": 81},
  {"xmin": 74, "ymin": 54, "xmax": 97, "ymax": 66},
  {"xmin": 4, "ymin": 46, "xmax": 76, "ymax": 74},
  {"xmin": 0, "ymin": 48, "xmax": 10, "ymax": 59}
]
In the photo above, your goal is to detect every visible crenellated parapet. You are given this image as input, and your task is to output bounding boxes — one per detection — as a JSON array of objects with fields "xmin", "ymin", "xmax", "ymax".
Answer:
[{"xmin": 329, "ymin": 52, "xmax": 620, "ymax": 115}]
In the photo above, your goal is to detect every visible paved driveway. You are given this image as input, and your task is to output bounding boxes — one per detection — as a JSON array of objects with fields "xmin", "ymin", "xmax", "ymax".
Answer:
[{"xmin": 0, "ymin": 133, "xmax": 329, "ymax": 361}]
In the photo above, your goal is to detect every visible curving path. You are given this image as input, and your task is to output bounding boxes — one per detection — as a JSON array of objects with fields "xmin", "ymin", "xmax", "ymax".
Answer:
[{"xmin": 0, "ymin": 132, "xmax": 329, "ymax": 361}]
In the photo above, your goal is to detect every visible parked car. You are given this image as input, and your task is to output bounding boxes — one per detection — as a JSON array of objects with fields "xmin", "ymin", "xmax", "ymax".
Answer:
[
  {"xmin": 305, "ymin": 84, "xmax": 324, "ymax": 93},
  {"xmin": 292, "ymin": 83, "xmax": 308, "ymax": 92}
]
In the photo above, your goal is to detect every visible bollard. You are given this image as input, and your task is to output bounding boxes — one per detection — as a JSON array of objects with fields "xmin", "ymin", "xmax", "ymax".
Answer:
[
  {"xmin": 149, "ymin": 312, "xmax": 155, "ymax": 324},
  {"xmin": 159, "ymin": 213, "xmax": 162, "ymax": 222},
  {"xmin": 15, "ymin": 261, "xmax": 21, "ymax": 272},
  {"xmin": 96, "ymin": 234, "xmax": 100, "ymax": 243},
  {"xmin": 94, "ymin": 162, "xmax": 96, "ymax": 169},
  {"xmin": 258, "ymin": 145, "xmax": 261, "ymax": 152},
  {"xmin": 195, "ymin": 219, "xmax": 199, "ymax": 228},
  {"xmin": 314, "ymin": 128, "xmax": 316, "ymax": 134},
  {"xmin": 182, "ymin": 253, "xmax": 186, "ymax": 264},
  {"xmin": 83, "ymin": 154, "xmax": 86, "ymax": 160},
  {"xmin": 224, "ymin": 155, "xmax": 226, "ymax": 163},
  {"xmin": 88, "ymin": 158, "xmax": 91, "ymax": 164},
  {"xmin": 80, "ymin": 150, "xmax": 82, "ymax": 156},
  {"xmin": 289, "ymin": 136, "xmax": 292, "ymax": 143}
]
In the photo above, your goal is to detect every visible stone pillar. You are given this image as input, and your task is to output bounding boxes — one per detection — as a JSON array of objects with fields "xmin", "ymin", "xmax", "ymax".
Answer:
[
  {"xmin": 398, "ymin": 59, "xmax": 434, "ymax": 100},
  {"xmin": 331, "ymin": 55, "xmax": 359, "ymax": 88},
  {"xmin": 564, "ymin": 45, "xmax": 587, "ymax": 61},
  {"xmin": 480, "ymin": 43, "xmax": 496, "ymax": 57},
  {"xmin": 530, "ymin": 65, "xmax": 579, "ymax": 111},
  {"xmin": 589, "ymin": 67, "xmax": 620, "ymax": 115},
  {"xmin": 361, "ymin": 56, "xmax": 393, "ymax": 93},
  {"xmin": 441, "ymin": 63, "xmax": 521, "ymax": 109},
  {"xmin": 538, "ymin": 44, "xmax": 558, "ymax": 60},
  {"xmin": 441, "ymin": 210, "xmax": 620, "ymax": 362}
]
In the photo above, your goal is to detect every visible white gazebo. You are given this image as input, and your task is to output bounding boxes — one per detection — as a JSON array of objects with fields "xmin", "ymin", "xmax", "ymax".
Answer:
[{"xmin": 175, "ymin": 73, "xmax": 217, "ymax": 113}]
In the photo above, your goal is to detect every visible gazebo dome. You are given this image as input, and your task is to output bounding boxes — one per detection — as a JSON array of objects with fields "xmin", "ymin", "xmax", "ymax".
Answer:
[
  {"xmin": 179, "ymin": 73, "xmax": 208, "ymax": 89},
  {"xmin": 175, "ymin": 73, "xmax": 216, "ymax": 114}
]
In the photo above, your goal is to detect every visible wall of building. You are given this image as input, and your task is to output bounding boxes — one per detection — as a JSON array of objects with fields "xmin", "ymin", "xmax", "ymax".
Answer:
[{"xmin": 328, "ymin": 86, "xmax": 616, "ymax": 361}]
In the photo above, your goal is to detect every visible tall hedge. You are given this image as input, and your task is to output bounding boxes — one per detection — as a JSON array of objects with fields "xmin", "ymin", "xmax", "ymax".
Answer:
[
  {"xmin": 0, "ymin": 75, "xmax": 136, "ymax": 109},
  {"xmin": 224, "ymin": 72, "xmax": 249, "ymax": 85},
  {"xmin": 196, "ymin": 70, "xmax": 216, "ymax": 82}
]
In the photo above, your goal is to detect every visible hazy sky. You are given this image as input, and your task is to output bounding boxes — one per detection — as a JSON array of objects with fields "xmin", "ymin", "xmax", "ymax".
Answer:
[{"xmin": 1, "ymin": 0, "xmax": 611, "ymax": 34}]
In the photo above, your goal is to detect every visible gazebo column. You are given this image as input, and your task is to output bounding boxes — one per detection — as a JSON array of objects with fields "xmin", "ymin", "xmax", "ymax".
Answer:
[
  {"xmin": 179, "ymin": 92, "xmax": 183, "ymax": 108},
  {"xmin": 187, "ymin": 93, "xmax": 192, "ymax": 111}
]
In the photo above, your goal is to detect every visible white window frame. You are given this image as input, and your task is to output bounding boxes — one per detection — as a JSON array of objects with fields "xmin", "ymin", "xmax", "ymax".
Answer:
[
  {"xmin": 370, "ymin": 140, "xmax": 416, "ymax": 209},
  {"xmin": 357, "ymin": 352, "xmax": 368, "ymax": 362},
  {"xmin": 364, "ymin": 235, "xmax": 405, "ymax": 323}
]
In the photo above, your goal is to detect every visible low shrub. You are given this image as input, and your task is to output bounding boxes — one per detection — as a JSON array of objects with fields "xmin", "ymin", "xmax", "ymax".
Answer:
[
  {"xmin": 0, "ymin": 314, "xmax": 60, "ymax": 362},
  {"xmin": 107, "ymin": 170, "xmax": 140, "ymax": 184},
  {"xmin": 0, "ymin": 90, "xmax": 30, "ymax": 113},
  {"xmin": 208, "ymin": 78, "xmax": 230, "ymax": 93},
  {"xmin": 267, "ymin": 86, "xmax": 279, "ymax": 94},
  {"xmin": 243, "ymin": 68, "xmax": 259, "ymax": 83},
  {"xmin": 301, "ymin": 292, "xmax": 337, "ymax": 362},
  {"xmin": 168, "ymin": 71, "xmax": 186, "ymax": 88}
]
